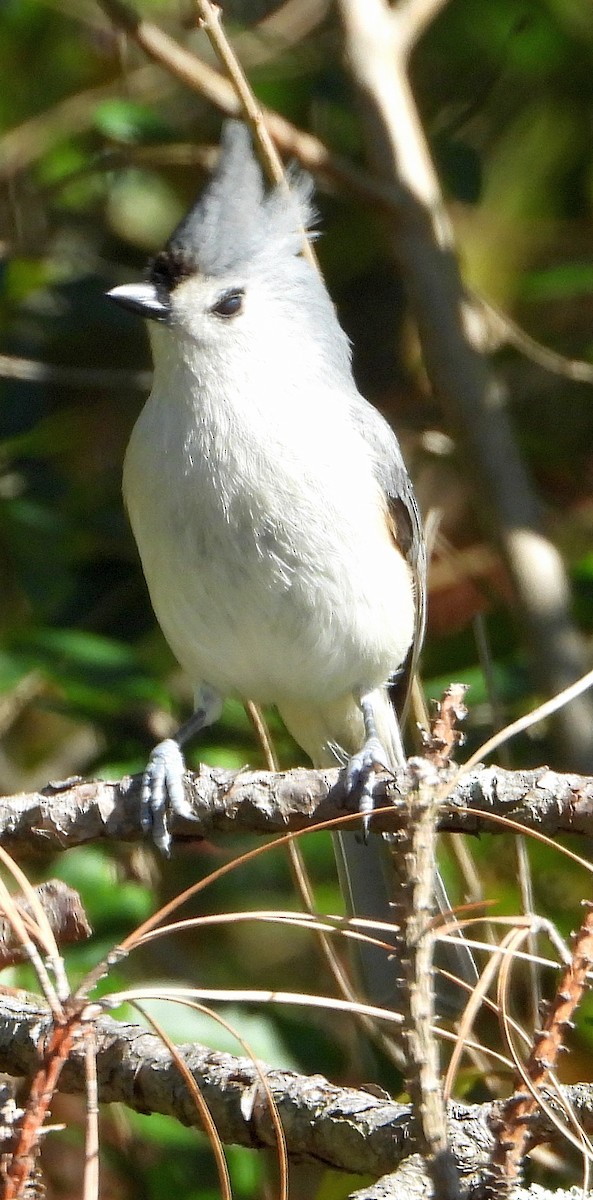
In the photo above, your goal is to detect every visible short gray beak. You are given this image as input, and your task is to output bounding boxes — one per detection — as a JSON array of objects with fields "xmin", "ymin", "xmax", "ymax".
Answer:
[{"xmin": 106, "ymin": 282, "xmax": 170, "ymax": 323}]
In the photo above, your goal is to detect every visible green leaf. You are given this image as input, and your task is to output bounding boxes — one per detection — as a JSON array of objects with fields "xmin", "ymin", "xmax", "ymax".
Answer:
[
  {"xmin": 55, "ymin": 845, "xmax": 153, "ymax": 930},
  {"xmin": 93, "ymin": 99, "xmax": 174, "ymax": 145},
  {"xmin": 521, "ymin": 261, "xmax": 593, "ymax": 301},
  {"xmin": 133, "ymin": 998, "xmax": 299, "ymax": 1066}
]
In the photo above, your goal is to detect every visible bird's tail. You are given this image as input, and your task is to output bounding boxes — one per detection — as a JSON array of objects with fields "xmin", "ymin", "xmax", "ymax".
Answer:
[
  {"xmin": 332, "ymin": 687, "xmax": 411, "ymax": 1010},
  {"xmin": 280, "ymin": 688, "xmax": 406, "ymax": 1008},
  {"xmin": 279, "ymin": 688, "xmax": 476, "ymax": 1012}
]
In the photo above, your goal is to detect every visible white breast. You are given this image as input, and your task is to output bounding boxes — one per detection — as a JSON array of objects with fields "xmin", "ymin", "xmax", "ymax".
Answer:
[{"xmin": 123, "ymin": 340, "xmax": 415, "ymax": 705}]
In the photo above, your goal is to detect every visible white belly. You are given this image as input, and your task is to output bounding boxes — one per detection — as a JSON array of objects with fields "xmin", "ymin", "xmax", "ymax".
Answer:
[{"xmin": 123, "ymin": 383, "xmax": 415, "ymax": 705}]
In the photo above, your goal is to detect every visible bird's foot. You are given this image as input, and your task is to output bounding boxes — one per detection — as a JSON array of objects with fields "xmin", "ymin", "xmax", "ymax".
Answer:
[
  {"xmin": 346, "ymin": 736, "xmax": 393, "ymax": 841},
  {"xmin": 140, "ymin": 687, "xmax": 222, "ymax": 855},
  {"xmin": 141, "ymin": 738, "xmax": 193, "ymax": 856}
]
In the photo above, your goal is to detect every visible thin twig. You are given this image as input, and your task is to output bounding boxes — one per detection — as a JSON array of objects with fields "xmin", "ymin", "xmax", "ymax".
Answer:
[
  {"xmin": 195, "ymin": 0, "xmax": 288, "ymax": 187},
  {"xmin": 462, "ymin": 666, "xmax": 593, "ymax": 774},
  {"xmin": 0, "ymin": 352, "xmax": 151, "ymax": 391},
  {"xmin": 397, "ymin": 758, "xmax": 460, "ymax": 1199},
  {"xmin": 486, "ymin": 904, "xmax": 593, "ymax": 1195},
  {"xmin": 4, "ymin": 1013, "xmax": 81, "ymax": 1200},
  {"xmin": 82, "ymin": 1027, "xmax": 100, "ymax": 1200},
  {"xmin": 196, "ymin": 1, "xmax": 320, "ymax": 269},
  {"xmin": 474, "ymin": 293, "xmax": 593, "ymax": 384}
]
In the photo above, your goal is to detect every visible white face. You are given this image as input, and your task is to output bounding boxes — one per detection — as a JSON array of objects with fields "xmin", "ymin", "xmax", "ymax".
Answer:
[
  {"xmin": 171, "ymin": 272, "xmax": 245, "ymax": 336},
  {"xmin": 162, "ymin": 269, "xmax": 280, "ymax": 359},
  {"xmin": 152, "ymin": 267, "xmax": 319, "ymax": 392},
  {"xmin": 141, "ymin": 252, "xmax": 353, "ymax": 397}
]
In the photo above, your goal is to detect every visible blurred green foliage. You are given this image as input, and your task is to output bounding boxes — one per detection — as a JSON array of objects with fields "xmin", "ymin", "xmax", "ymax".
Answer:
[{"xmin": 2, "ymin": 0, "xmax": 593, "ymax": 1195}]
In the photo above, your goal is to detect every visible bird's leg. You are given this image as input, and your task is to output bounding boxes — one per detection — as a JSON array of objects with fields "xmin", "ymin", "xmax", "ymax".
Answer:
[
  {"xmin": 142, "ymin": 683, "xmax": 222, "ymax": 855},
  {"xmin": 346, "ymin": 690, "xmax": 401, "ymax": 839}
]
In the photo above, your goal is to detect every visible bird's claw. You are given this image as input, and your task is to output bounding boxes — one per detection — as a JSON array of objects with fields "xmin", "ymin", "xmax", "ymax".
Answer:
[
  {"xmin": 141, "ymin": 737, "xmax": 187, "ymax": 856},
  {"xmin": 346, "ymin": 736, "xmax": 392, "ymax": 841}
]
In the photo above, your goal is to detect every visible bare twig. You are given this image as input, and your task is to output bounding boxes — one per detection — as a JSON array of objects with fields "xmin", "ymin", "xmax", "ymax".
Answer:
[
  {"xmin": 193, "ymin": 0, "xmax": 319, "ymax": 270},
  {"xmin": 82, "ymin": 1028, "xmax": 100, "ymax": 1200},
  {"xmin": 0, "ymin": 353, "xmax": 151, "ymax": 391},
  {"xmin": 195, "ymin": 0, "xmax": 286, "ymax": 185},
  {"xmin": 471, "ymin": 293, "xmax": 593, "ymax": 384},
  {"xmin": 486, "ymin": 903, "xmax": 593, "ymax": 1196},
  {"xmin": 398, "ymin": 758, "xmax": 460, "ymax": 1199},
  {"xmin": 462, "ymin": 666, "xmax": 593, "ymax": 773}
]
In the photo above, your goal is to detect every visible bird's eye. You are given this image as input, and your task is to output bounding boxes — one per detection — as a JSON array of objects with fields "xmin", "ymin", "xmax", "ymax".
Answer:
[{"xmin": 211, "ymin": 289, "xmax": 244, "ymax": 318}]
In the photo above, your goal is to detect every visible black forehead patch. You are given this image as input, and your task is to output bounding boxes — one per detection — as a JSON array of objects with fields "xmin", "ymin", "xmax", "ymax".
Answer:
[{"xmin": 149, "ymin": 247, "xmax": 198, "ymax": 300}]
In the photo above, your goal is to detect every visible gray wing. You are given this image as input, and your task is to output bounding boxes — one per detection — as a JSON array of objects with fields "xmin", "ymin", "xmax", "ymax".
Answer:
[{"xmin": 349, "ymin": 394, "xmax": 426, "ymax": 715}]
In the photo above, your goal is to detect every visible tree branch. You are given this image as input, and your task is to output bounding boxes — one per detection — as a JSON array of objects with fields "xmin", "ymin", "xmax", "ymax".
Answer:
[
  {"xmin": 336, "ymin": 0, "xmax": 593, "ymax": 773},
  {"xmin": 0, "ymin": 992, "xmax": 495, "ymax": 1181},
  {"xmin": 1, "ymin": 762, "xmax": 592, "ymax": 854},
  {"xmin": 0, "ymin": 352, "xmax": 151, "ymax": 391},
  {"xmin": 0, "ymin": 993, "xmax": 591, "ymax": 1192}
]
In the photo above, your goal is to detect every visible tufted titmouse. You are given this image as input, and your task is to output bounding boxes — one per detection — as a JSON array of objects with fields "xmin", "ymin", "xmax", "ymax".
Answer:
[{"xmin": 108, "ymin": 122, "xmax": 441, "ymax": 1007}]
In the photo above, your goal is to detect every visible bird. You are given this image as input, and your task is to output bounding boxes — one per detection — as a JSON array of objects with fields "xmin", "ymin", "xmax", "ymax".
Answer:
[{"xmin": 107, "ymin": 120, "xmax": 440, "ymax": 1010}]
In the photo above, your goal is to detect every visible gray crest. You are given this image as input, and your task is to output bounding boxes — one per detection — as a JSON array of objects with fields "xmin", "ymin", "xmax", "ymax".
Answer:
[{"xmin": 150, "ymin": 121, "xmax": 314, "ymax": 291}]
